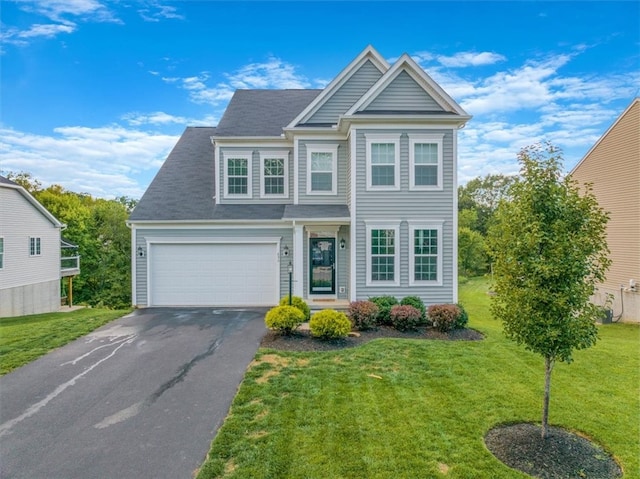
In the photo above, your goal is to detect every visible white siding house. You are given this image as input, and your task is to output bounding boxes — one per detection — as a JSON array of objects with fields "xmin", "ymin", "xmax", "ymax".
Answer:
[{"xmin": 0, "ymin": 176, "xmax": 64, "ymax": 317}]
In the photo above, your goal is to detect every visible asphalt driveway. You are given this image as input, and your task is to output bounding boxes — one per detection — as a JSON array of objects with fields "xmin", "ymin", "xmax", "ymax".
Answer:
[{"xmin": 0, "ymin": 307, "xmax": 267, "ymax": 479}]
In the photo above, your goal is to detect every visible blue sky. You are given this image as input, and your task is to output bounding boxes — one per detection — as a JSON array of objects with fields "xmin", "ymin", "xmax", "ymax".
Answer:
[{"xmin": 1, "ymin": 1, "xmax": 638, "ymax": 199}]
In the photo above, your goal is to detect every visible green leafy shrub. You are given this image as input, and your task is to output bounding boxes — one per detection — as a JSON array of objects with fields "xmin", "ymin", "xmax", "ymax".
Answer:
[
  {"xmin": 390, "ymin": 305, "xmax": 422, "ymax": 331},
  {"xmin": 265, "ymin": 305, "xmax": 305, "ymax": 335},
  {"xmin": 347, "ymin": 300, "xmax": 379, "ymax": 331},
  {"xmin": 455, "ymin": 303, "xmax": 469, "ymax": 329},
  {"xmin": 309, "ymin": 309, "xmax": 351, "ymax": 340},
  {"xmin": 400, "ymin": 296, "xmax": 426, "ymax": 323},
  {"xmin": 369, "ymin": 295, "xmax": 399, "ymax": 325},
  {"xmin": 279, "ymin": 295, "xmax": 310, "ymax": 321},
  {"xmin": 428, "ymin": 304, "xmax": 462, "ymax": 333}
]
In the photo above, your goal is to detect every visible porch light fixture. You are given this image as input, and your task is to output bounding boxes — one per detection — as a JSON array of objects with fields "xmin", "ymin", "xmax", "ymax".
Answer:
[
  {"xmin": 339, "ymin": 238, "xmax": 346, "ymax": 250},
  {"xmin": 137, "ymin": 246, "xmax": 146, "ymax": 258},
  {"xmin": 283, "ymin": 245, "xmax": 289, "ymax": 257}
]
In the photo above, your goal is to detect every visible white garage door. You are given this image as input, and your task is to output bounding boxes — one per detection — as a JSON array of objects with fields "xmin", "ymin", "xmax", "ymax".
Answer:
[{"xmin": 149, "ymin": 242, "xmax": 279, "ymax": 306}]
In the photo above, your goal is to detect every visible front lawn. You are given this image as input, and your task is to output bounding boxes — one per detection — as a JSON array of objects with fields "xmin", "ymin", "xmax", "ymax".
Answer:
[
  {"xmin": 0, "ymin": 308, "xmax": 131, "ymax": 375},
  {"xmin": 196, "ymin": 278, "xmax": 639, "ymax": 478}
]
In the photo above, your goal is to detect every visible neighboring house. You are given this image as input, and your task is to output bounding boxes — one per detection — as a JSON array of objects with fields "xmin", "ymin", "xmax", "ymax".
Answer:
[
  {"xmin": 128, "ymin": 45, "xmax": 471, "ymax": 308},
  {"xmin": 0, "ymin": 176, "xmax": 80, "ymax": 317},
  {"xmin": 570, "ymin": 98, "xmax": 639, "ymax": 322}
]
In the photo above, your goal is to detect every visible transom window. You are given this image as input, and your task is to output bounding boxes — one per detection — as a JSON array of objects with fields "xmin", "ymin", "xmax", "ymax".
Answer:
[
  {"xmin": 306, "ymin": 144, "xmax": 338, "ymax": 195},
  {"xmin": 366, "ymin": 223, "xmax": 400, "ymax": 286},
  {"xmin": 260, "ymin": 152, "xmax": 289, "ymax": 198},
  {"xmin": 30, "ymin": 237, "xmax": 41, "ymax": 256},
  {"xmin": 223, "ymin": 151, "xmax": 252, "ymax": 198},
  {"xmin": 365, "ymin": 134, "xmax": 400, "ymax": 190},
  {"xmin": 409, "ymin": 222, "xmax": 443, "ymax": 285},
  {"xmin": 409, "ymin": 134, "xmax": 444, "ymax": 190}
]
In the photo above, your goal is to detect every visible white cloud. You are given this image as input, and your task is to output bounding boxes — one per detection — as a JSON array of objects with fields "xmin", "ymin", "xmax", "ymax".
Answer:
[
  {"xmin": 15, "ymin": 0, "xmax": 118, "ymax": 23},
  {"xmin": 437, "ymin": 51, "xmax": 507, "ymax": 68},
  {"xmin": 0, "ymin": 125, "xmax": 178, "ymax": 198},
  {"xmin": 122, "ymin": 111, "xmax": 219, "ymax": 127},
  {"xmin": 138, "ymin": 1, "xmax": 185, "ymax": 22}
]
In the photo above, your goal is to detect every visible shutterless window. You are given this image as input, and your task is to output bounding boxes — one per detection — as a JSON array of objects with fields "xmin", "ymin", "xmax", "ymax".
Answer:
[
  {"xmin": 30, "ymin": 237, "xmax": 41, "ymax": 256},
  {"xmin": 263, "ymin": 158, "xmax": 285, "ymax": 195},
  {"xmin": 371, "ymin": 229, "xmax": 395, "ymax": 282},
  {"xmin": 310, "ymin": 152, "xmax": 333, "ymax": 192},
  {"xmin": 371, "ymin": 143, "xmax": 396, "ymax": 186},
  {"xmin": 227, "ymin": 158, "xmax": 248, "ymax": 195},
  {"xmin": 414, "ymin": 229, "xmax": 438, "ymax": 281},
  {"xmin": 414, "ymin": 143, "xmax": 438, "ymax": 186}
]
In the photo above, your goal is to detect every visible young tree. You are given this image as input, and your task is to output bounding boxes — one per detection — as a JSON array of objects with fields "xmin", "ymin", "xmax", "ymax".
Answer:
[{"xmin": 487, "ymin": 142, "xmax": 610, "ymax": 439}]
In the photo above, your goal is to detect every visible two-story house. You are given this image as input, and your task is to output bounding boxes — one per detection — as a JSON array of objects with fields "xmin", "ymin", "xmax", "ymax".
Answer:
[
  {"xmin": 0, "ymin": 176, "xmax": 80, "ymax": 317},
  {"xmin": 128, "ymin": 45, "xmax": 471, "ymax": 308}
]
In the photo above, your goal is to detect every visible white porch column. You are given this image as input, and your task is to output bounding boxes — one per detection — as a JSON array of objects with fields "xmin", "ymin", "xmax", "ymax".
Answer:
[{"xmin": 293, "ymin": 224, "xmax": 304, "ymax": 297}]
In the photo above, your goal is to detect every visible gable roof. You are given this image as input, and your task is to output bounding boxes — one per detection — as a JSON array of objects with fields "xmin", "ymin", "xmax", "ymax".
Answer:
[
  {"xmin": 345, "ymin": 53, "xmax": 469, "ymax": 117},
  {"xmin": 570, "ymin": 97, "xmax": 640, "ymax": 174},
  {"xmin": 128, "ymin": 127, "xmax": 217, "ymax": 221},
  {"xmin": 0, "ymin": 175, "xmax": 63, "ymax": 227},
  {"xmin": 286, "ymin": 45, "xmax": 390, "ymax": 128},
  {"xmin": 214, "ymin": 89, "xmax": 321, "ymax": 137}
]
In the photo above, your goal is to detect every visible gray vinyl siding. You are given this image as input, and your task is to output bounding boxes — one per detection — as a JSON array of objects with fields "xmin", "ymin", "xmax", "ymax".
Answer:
[
  {"xmin": 364, "ymin": 71, "xmax": 445, "ymax": 112},
  {"xmin": 219, "ymin": 148, "xmax": 293, "ymax": 204},
  {"xmin": 297, "ymin": 140, "xmax": 349, "ymax": 204},
  {"xmin": 134, "ymin": 227, "xmax": 293, "ymax": 306},
  {"xmin": 345, "ymin": 136, "xmax": 352, "ymax": 209},
  {"xmin": 306, "ymin": 60, "xmax": 384, "ymax": 125},
  {"xmin": 353, "ymin": 128, "xmax": 456, "ymax": 305}
]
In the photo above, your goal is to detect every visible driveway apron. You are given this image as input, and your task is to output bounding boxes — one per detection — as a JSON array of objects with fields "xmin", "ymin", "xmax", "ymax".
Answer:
[{"xmin": 0, "ymin": 308, "xmax": 267, "ymax": 479}]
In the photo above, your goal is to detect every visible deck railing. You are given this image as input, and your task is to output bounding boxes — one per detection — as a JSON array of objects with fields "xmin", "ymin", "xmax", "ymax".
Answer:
[{"xmin": 61, "ymin": 255, "xmax": 81, "ymax": 277}]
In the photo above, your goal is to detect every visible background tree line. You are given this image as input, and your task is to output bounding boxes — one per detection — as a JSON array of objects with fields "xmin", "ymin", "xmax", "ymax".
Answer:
[{"xmin": 6, "ymin": 172, "xmax": 135, "ymax": 309}]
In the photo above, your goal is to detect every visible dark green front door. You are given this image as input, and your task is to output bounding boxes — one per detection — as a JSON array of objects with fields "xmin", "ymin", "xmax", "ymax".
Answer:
[{"xmin": 309, "ymin": 238, "xmax": 335, "ymax": 294}]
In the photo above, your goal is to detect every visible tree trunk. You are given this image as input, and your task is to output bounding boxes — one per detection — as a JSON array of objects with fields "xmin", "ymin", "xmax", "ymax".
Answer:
[{"xmin": 542, "ymin": 356, "xmax": 554, "ymax": 439}]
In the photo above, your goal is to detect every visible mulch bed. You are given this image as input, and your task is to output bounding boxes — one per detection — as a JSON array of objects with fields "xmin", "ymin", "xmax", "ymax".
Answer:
[
  {"xmin": 260, "ymin": 325, "xmax": 484, "ymax": 352},
  {"xmin": 485, "ymin": 423, "xmax": 622, "ymax": 479}
]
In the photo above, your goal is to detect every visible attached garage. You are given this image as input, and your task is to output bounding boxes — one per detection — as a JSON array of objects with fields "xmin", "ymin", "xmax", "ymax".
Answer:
[{"xmin": 148, "ymin": 241, "xmax": 280, "ymax": 307}]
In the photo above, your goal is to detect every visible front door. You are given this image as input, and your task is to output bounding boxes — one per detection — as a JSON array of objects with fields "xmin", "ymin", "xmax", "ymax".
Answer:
[{"xmin": 309, "ymin": 238, "xmax": 335, "ymax": 294}]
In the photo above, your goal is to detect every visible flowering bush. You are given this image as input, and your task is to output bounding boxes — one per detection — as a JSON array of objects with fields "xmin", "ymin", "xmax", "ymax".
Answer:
[
  {"xmin": 347, "ymin": 300, "xmax": 379, "ymax": 330},
  {"xmin": 309, "ymin": 309, "xmax": 351, "ymax": 340},
  {"xmin": 390, "ymin": 304, "xmax": 422, "ymax": 331},
  {"xmin": 279, "ymin": 295, "xmax": 310, "ymax": 321},
  {"xmin": 427, "ymin": 304, "xmax": 462, "ymax": 333},
  {"xmin": 265, "ymin": 305, "xmax": 305, "ymax": 335}
]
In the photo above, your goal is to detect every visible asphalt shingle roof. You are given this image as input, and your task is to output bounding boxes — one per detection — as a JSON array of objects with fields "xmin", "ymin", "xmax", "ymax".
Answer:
[
  {"xmin": 214, "ymin": 89, "xmax": 322, "ymax": 136},
  {"xmin": 129, "ymin": 127, "xmax": 217, "ymax": 221},
  {"xmin": 282, "ymin": 205, "xmax": 350, "ymax": 219}
]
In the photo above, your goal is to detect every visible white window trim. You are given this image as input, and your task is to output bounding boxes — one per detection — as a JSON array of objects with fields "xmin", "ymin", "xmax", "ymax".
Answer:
[
  {"xmin": 365, "ymin": 221, "xmax": 400, "ymax": 287},
  {"xmin": 29, "ymin": 237, "xmax": 41, "ymax": 257},
  {"xmin": 260, "ymin": 151, "xmax": 289, "ymax": 199},
  {"xmin": 408, "ymin": 221, "xmax": 444, "ymax": 286},
  {"xmin": 223, "ymin": 151, "xmax": 253, "ymax": 199},
  {"xmin": 409, "ymin": 133, "xmax": 444, "ymax": 191},
  {"xmin": 306, "ymin": 144, "xmax": 338, "ymax": 196},
  {"xmin": 365, "ymin": 133, "xmax": 401, "ymax": 191}
]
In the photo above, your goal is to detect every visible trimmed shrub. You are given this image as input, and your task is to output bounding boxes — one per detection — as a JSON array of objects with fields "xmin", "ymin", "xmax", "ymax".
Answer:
[
  {"xmin": 400, "ymin": 296, "xmax": 426, "ymax": 323},
  {"xmin": 390, "ymin": 305, "xmax": 422, "ymax": 331},
  {"xmin": 347, "ymin": 300, "xmax": 379, "ymax": 331},
  {"xmin": 369, "ymin": 295, "xmax": 399, "ymax": 325},
  {"xmin": 279, "ymin": 295, "xmax": 311, "ymax": 321},
  {"xmin": 309, "ymin": 309, "xmax": 351, "ymax": 340},
  {"xmin": 265, "ymin": 305, "xmax": 305, "ymax": 335},
  {"xmin": 455, "ymin": 303, "xmax": 469, "ymax": 329},
  {"xmin": 428, "ymin": 304, "xmax": 462, "ymax": 333}
]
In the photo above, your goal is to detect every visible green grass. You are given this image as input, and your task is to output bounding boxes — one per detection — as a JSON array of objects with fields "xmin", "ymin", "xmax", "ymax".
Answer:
[
  {"xmin": 0, "ymin": 308, "xmax": 131, "ymax": 375},
  {"xmin": 197, "ymin": 278, "xmax": 640, "ymax": 479}
]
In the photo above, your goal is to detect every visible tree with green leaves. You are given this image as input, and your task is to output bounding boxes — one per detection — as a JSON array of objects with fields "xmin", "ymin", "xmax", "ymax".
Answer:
[
  {"xmin": 458, "ymin": 173, "xmax": 515, "ymax": 235},
  {"xmin": 487, "ymin": 142, "xmax": 610, "ymax": 439}
]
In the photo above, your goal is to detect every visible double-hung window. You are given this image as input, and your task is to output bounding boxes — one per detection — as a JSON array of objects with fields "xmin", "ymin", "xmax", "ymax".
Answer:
[
  {"xmin": 29, "ymin": 237, "xmax": 41, "ymax": 256},
  {"xmin": 409, "ymin": 134, "xmax": 444, "ymax": 190},
  {"xmin": 260, "ymin": 152, "xmax": 289, "ymax": 198},
  {"xmin": 223, "ymin": 151, "xmax": 252, "ymax": 199},
  {"xmin": 366, "ymin": 222, "xmax": 400, "ymax": 286},
  {"xmin": 306, "ymin": 144, "xmax": 338, "ymax": 195},
  {"xmin": 0, "ymin": 237, "xmax": 4, "ymax": 269},
  {"xmin": 365, "ymin": 134, "xmax": 400, "ymax": 190},
  {"xmin": 409, "ymin": 221, "xmax": 443, "ymax": 285}
]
